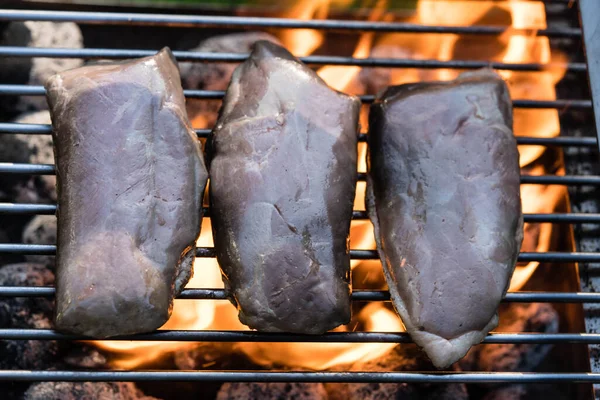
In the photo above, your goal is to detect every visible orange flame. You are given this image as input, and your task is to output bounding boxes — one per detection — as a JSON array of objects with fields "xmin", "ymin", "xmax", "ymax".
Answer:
[
  {"xmin": 94, "ymin": 0, "xmax": 567, "ymax": 371},
  {"xmin": 510, "ymin": 165, "xmax": 567, "ymax": 291},
  {"xmin": 92, "ymin": 218, "xmax": 223, "ymax": 369},
  {"xmin": 317, "ymin": 0, "xmax": 389, "ymax": 93},
  {"xmin": 242, "ymin": 303, "xmax": 403, "ymax": 370},
  {"xmin": 279, "ymin": 0, "xmax": 331, "ymax": 57}
]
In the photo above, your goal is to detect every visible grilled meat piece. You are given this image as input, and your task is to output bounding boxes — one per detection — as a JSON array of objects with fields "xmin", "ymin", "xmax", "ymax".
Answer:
[
  {"xmin": 210, "ymin": 41, "xmax": 360, "ymax": 334},
  {"xmin": 366, "ymin": 69, "xmax": 523, "ymax": 368},
  {"xmin": 46, "ymin": 48, "xmax": 208, "ymax": 338}
]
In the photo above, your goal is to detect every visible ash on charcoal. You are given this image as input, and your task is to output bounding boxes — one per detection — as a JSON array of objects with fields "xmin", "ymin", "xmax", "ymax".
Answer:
[
  {"xmin": 24, "ymin": 382, "xmax": 158, "ymax": 400},
  {"xmin": 0, "ymin": 21, "xmax": 83, "ymax": 114},
  {"xmin": 326, "ymin": 345, "xmax": 468, "ymax": 400},
  {"xmin": 0, "ymin": 263, "xmax": 118, "ymax": 399},
  {"xmin": 0, "ymin": 263, "xmax": 57, "ymax": 369},
  {"xmin": 0, "ymin": 111, "xmax": 55, "ymax": 203},
  {"xmin": 179, "ymin": 32, "xmax": 280, "ymax": 129},
  {"xmin": 217, "ymin": 382, "xmax": 328, "ymax": 400},
  {"xmin": 459, "ymin": 303, "xmax": 559, "ymax": 372},
  {"xmin": 22, "ymin": 215, "xmax": 56, "ymax": 269},
  {"xmin": 0, "ymin": 263, "xmax": 57, "ymax": 399}
]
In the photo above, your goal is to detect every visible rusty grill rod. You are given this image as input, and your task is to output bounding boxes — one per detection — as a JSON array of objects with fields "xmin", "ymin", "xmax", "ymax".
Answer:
[
  {"xmin": 0, "ymin": 286, "xmax": 599, "ymax": 304},
  {"xmin": 0, "ymin": 47, "xmax": 587, "ymax": 72},
  {"xmin": 0, "ymin": 9, "xmax": 582, "ymax": 37},
  {"xmin": 0, "ymin": 85, "xmax": 592, "ymax": 109}
]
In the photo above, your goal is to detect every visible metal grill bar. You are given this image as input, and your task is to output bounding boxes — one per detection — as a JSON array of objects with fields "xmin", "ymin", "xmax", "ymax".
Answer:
[
  {"xmin": 0, "ymin": 329, "xmax": 598, "ymax": 344},
  {"xmin": 0, "ymin": 5, "xmax": 595, "ymax": 390},
  {"xmin": 518, "ymin": 175, "xmax": 600, "ymax": 185},
  {"xmin": 0, "ymin": 163, "xmax": 596, "ymax": 186},
  {"xmin": 0, "ymin": 286, "xmax": 598, "ymax": 304},
  {"xmin": 513, "ymin": 136, "xmax": 598, "ymax": 147},
  {"xmin": 0, "ymin": 10, "xmax": 582, "ymax": 38},
  {"xmin": 219, "ymin": 250, "xmax": 600, "ymax": 263},
  {"xmin": 0, "ymin": 47, "xmax": 587, "ymax": 72},
  {"xmin": 0, "ymin": 85, "xmax": 592, "ymax": 109},
  {"xmin": 1, "ymin": 370, "xmax": 600, "ymax": 384},
  {"xmin": 0, "ymin": 203, "xmax": 56, "ymax": 215},
  {"xmin": 2, "ymin": 123, "xmax": 596, "ymax": 147},
  {"xmin": 579, "ymin": 0, "xmax": 600, "ymax": 150},
  {"xmin": 0, "ymin": 123, "xmax": 51, "ymax": 134},
  {"xmin": 0, "ymin": 244, "xmax": 596, "ymax": 263},
  {"xmin": 0, "ymin": 163, "xmax": 55, "ymax": 174},
  {"xmin": 0, "ymin": 203, "xmax": 597, "ymax": 225}
]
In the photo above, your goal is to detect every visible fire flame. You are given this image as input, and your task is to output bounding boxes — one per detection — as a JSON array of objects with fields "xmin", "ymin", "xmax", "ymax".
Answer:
[
  {"xmin": 93, "ymin": 0, "xmax": 567, "ymax": 371},
  {"xmin": 279, "ymin": 0, "xmax": 331, "ymax": 57}
]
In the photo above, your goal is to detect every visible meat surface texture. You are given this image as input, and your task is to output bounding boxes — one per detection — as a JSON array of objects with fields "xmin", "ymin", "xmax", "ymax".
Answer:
[
  {"xmin": 46, "ymin": 48, "xmax": 208, "ymax": 338},
  {"xmin": 366, "ymin": 69, "xmax": 523, "ymax": 368},
  {"xmin": 210, "ymin": 41, "xmax": 360, "ymax": 334}
]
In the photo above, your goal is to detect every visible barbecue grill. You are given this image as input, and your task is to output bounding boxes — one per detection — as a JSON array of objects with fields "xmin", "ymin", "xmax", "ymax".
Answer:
[{"xmin": 0, "ymin": 0, "xmax": 600, "ymax": 399}]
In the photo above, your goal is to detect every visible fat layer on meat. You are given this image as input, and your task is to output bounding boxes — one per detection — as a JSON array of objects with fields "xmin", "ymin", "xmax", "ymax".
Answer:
[
  {"xmin": 210, "ymin": 41, "xmax": 360, "ymax": 334},
  {"xmin": 46, "ymin": 48, "xmax": 208, "ymax": 338},
  {"xmin": 366, "ymin": 69, "xmax": 523, "ymax": 367}
]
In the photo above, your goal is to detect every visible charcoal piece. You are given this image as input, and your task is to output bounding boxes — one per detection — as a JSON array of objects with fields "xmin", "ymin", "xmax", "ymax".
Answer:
[
  {"xmin": 62, "ymin": 344, "xmax": 108, "ymax": 369},
  {"xmin": 482, "ymin": 384, "xmax": 571, "ymax": 400},
  {"xmin": 0, "ymin": 228, "xmax": 12, "ymax": 265},
  {"xmin": 24, "ymin": 382, "xmax": 158, "ymax": 400},
  {"xmin": 326, "ymin": 345, "xmax": 467, "ymax": 400},
  {"xmin": 45, "ymin": 48, "xmax": 208, "ymax": 338},
  {"xmin": 0, "ymin": 22, "xmax": 83, "ymax": 113},
  {"xmin": 217, "ymin": 382, "xmax": 328, "ymax": 400},
  {"xmin": 174, "ymin": 343, "xmax": 254, "ymax": 371},
  {"xmin": 179, "ymin": 32, "xmax": 280, "ymax": 127},
  {"xmin": 210, "ymin": 41, "xmax": 360, "ymax": 334},
  {"xmin": 459, "ymin": 303, "xmax": 559, "ymax": 372},
  {"xmin": 180, "ymin": 32, "xmax": 280, "ymax": 91},
  {"xmin": 0, "ymin": 111, "xmax": 55, "ymax": 203},
  {"xmin": 366, "ymin": 69, "xmax": 523, "ymax": 368},
  {"xmin": 424, "ymin": 382, "xmax": 469, "ymax": 400},
  {"xmin": 22, "ymin": 215, "xmax": 56, "ymax": 269},
  {"xmin": 0, "ymin": 263, "xmax": 57, "ymax": 370},
  {"xmin": 0, "ymin": 264, "xmax": 112, "ymax": 399},
  {"xmin": 482, "ymin": 385, "xmax": 527, "ymax": 400},
  {"xmin": 328, "ymin": 381, "xmax": 417, "ymax": 400}
]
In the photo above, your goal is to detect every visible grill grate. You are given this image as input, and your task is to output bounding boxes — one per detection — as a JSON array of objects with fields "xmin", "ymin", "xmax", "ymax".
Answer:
[
  {"xmin": 0, "ymin": 46, "xmax": 589, "ymax": 71},
  {"xmin": 0, "ymin": 0, "xmax": 599, "ymax": 395},
  {"xmin": 0, "ymin": 9, "xmax": 584, "ymax": 36},
  {"xmin": 0, "ymin": 84, "xmax": 593, "ymax": 108}
]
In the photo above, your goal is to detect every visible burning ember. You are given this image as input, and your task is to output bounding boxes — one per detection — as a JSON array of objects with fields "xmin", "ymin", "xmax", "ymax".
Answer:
[{"xmin": 85, "ymin": 0, "xmax": 568, "ymax": 374}]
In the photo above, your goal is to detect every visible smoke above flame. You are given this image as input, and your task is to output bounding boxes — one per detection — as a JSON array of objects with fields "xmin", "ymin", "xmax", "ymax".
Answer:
[{"xmin": 93, "ymin": 0, "xmax": 567, "ymax": 371}]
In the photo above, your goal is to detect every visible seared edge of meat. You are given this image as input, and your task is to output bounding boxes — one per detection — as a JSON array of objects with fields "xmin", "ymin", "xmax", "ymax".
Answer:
[
  {"xmin": 366, "ymin": 69, "xmax": 523, "ymax": 367},
  {"xmin": 45, "ymin": 48, "xmax": 207, "ymax": 338}
]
